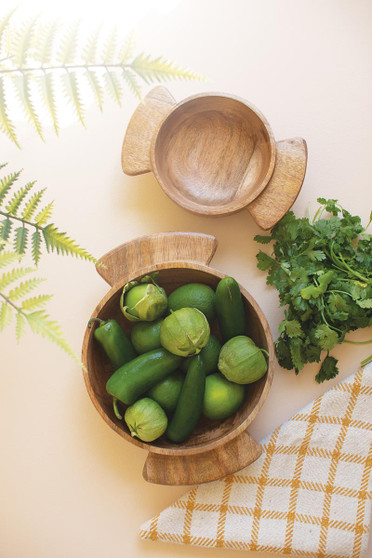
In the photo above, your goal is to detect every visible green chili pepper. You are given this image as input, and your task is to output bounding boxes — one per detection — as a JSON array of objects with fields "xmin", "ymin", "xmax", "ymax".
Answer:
[{"xmin": 88, "ymin": 318, "xmax": 137, "ymax": 369}]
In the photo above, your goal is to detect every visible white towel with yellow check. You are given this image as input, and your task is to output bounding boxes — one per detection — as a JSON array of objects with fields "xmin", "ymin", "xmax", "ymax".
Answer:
[{"xmin": 139, "ymin": 363, "xmax": 372, "ymax": 557}]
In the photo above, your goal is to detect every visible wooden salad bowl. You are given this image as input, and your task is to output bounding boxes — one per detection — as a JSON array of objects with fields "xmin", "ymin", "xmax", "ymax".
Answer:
[
  {"xmin": 121, "ymin": 87, "xmax": 307, "ymax": 230},
  {"xmin": 82, "ymin": 232, "xmax": 275, "ymax": 485}
]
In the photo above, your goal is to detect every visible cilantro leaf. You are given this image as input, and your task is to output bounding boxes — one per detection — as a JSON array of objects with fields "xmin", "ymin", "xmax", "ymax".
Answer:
[
  {"xmin": 278, "ymin": 319, "xmax": 304, "ymax": 338},
  {"xmin": 312, "ymin": 324, "xmax": 339, "ymax": 351},
  {"xmin": 254, "ymin": 234, "xmax": 272, "ymax": 244},
  {"xmin": 315, "ymin": 355, "xmax": 339, "ymax": 383},
  {"xmin": 256, "ymin": 250, "xmax": 276, "ymax": 271}
]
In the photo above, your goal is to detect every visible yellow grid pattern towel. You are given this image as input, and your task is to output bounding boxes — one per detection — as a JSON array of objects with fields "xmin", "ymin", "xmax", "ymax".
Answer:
[{"xmin": 139, "ymin": 363, "xmax": 372, "ymax": 557}]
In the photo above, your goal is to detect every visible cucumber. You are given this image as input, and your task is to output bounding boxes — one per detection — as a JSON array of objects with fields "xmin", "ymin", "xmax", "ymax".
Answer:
[
  {"xmin": 166, "ymin": 355, "xmax": 205, "ymax": 443},
  {"xmin": 106, "ymin": 348, "xmax": 182, "ymax": 406},
  {"xmin": 215, "ymin": 277, "xmax": 247, "ymax": 342}
]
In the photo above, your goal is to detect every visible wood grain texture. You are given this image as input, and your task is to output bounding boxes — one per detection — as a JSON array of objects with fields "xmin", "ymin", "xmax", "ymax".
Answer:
[
  {"xmin": 247, "ymin": 137, "xmax": 308, "ymax": 230},
  {"xmin": 96, "ymin": 232, "xmax": 218, "ymax": 286},
  {"xmin": 82, "ymin": 234, "xmax": 275, "ymax": 484},
  {"xmin": 143, "ymin": 430, "xmax": 262, "ymax": 485},
  {"xmin": 121, "ymin": 86, "xmax": 176, "ymax": 175}
]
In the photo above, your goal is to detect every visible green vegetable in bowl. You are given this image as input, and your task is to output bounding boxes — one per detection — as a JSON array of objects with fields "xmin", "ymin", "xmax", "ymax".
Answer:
[
  {"xmin": 120, "ymin": 272, "xmax": 167, "ymax": 322},
  {"xmin": 160, "ymin": 307, "xmax": 210, "ymax": 357},
  {"xmin": 125, "ymin": 398, "xmax": 168, "ymax": 442},
  {"xmin": 218, "ymin": 335, "xmax": 267, "ymax": 384}
]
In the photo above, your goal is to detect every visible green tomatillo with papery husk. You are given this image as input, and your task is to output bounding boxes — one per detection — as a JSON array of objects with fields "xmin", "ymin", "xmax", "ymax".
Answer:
[
  {"xmin": 160, "ymin": 307, "xmax": 210, "ymax": 357},
  {"xmin": 120, "ymin": 272, "xmax": 168, "ymax": 322}
]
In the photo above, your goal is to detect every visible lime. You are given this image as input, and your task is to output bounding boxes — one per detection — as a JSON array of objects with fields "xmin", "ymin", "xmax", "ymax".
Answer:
[
  {"xmin": 147, "ymin": 370, "xmax": 184, "ymax": 414},
  {"xmin": 203, "ymin": 373, "xmax": 245, "ymax": 420},
  {"xmin": 168, "ymin": 283, "xmax": 216, "ymax": 322},
  {"xmin": 181, "ymin": 334, "xmax": 221, "ymax": 375},
  {"xmin": 130, "ymin": 318, "xmax": 163, "ymax": 354}
]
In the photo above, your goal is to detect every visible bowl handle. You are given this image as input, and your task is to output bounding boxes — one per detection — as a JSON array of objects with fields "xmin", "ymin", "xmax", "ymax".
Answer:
[
  {"xmin": 142, "ymin": 429, "xmax": 262, "ymax": 485},
  {"xmin": 96, "ymin": 232, "xmax": 218, "ymax": 286},
  {"xmin": 247, "ymin": 137, "xmax": 308, "ymax": 230},
  {"xmin": 121, "ymin": 86, "xmax": 176, "ymax": 176}
]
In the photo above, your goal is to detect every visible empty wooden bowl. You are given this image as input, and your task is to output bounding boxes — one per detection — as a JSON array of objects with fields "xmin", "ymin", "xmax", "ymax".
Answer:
[
  {"xmin": 122, "ymin": 87, "xmax": 307, "ymax": 230},
  {"xmin": 82, "ymin": 232, "xmax": 275, "ymax": 485}
]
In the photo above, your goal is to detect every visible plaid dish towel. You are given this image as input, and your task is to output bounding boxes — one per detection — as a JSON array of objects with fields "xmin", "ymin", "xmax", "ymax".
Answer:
[{"xmin": 139, "ymin": 363, "xmax": 372, "ymax": 558}]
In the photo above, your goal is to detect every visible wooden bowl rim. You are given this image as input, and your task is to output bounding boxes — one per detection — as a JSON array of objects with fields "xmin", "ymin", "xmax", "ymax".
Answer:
[
  {"xmin": 82, "ymin": 261, "xmax": 275, "ymax": 457},
  {"xmin": 149, "ymin": 92, "xmax": 277, "ymax": 216}
]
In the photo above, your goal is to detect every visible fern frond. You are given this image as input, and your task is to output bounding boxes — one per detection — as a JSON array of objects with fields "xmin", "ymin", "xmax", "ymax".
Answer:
[
  {"xmin": 0, "ymin": 9, "xmax": 16, "ymax": 53},
  {"xmin": 130, "ymin": 53, "xmax": 205, "ymax": 83},
  {"xmin": 10, "ymin": 17, "xmax": 38, "ymax": 67},
  {"xmin": 34, "ymin": 18, "xmax": 59, "ymax": 64},
  {"xmin": 25, "ymin": 309, "xmax": 81, "ymax": 364},
  {"xmin": 21, "ymin": 187, "xmax": 46, "ymax": 220},
  {"xmin": 61, "ymin": 71, "xmax": 85, "ymax": 126},
  {"xmin": 8, "ymin": 277, "xmax": 46, "ymax": 300},
  {"xmin": 0, "ymin": 300, "xmax": 13, "ymax": 330},
  {"xmin": 0, "ymin": 250, "xmax": 18, "ymax": 269},
  {"xmin": 0, "ymin": 78, "xmax": 19, "ymax": 147},
  {"xmin": 15, "ymin": 311, "xmax": 26, "ymax": 341},
  {"xmin": 57, "ymin": 20, "xmax": 80, "ymax": 64},
  {"xmin": 0, "ymin": 169, "xmax": 21, "ymax": 206},
  {"xmin": 21, "ymin": 293, "xmax": 53, "ymax": 311},
  {"xmin": 82, "ymin": 25, "xmax": 101, "ymax": 64},
  {"xmin": 31, "ymin": 230, "xmax": 42, "ymax": 265},
  {"xmin": 42, "ymin": 224, "xmax": 97, "ymax": 263},
  {"xmin": 37, "ymin": 73, "xmax": 59, "ymax": 134},
  {"xmin": 102, "ymin": 27, "xmax": 117, "ymax": 64},
  {"xmin": 104, "ymin": 70, "xmax": 123, "ymax": 106},
  {"xmin": 12, "ymin": 74, "xmax": 44, "ymax": 140},
  {"xmin": 85, "ymin": 70, "xmax": 104, "ymax": 111},
  {"xmin": 34, "ymin": 201, "xmax": 54, "ymax": 226},
  {"xmin": 13, "ymin": 226, "xmax": 28, "ymax": 256},
  {"xmin": 5, "ymin": 180, "xmax": 35, "ymax": 216},
  {"xmin": 0, "ymin": 265, "xmax": 34, "ymax": 290},
  {"xmin": 0, "ymin": 218, "xmax": 12, "ymax": 242},
  {"xmin": 121, "ymin": 68, "xmax": 142, "ymax": 99},
  {"xmin": 119, "ymin": 31, "xmax": 135, "ymax": 63}
]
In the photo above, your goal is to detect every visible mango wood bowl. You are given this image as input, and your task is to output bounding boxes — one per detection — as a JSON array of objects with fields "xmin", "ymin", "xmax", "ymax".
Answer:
[
  {"xmin": 122, "ymin": 87, "xmax": 308, "ymax": 230},
  {"xmin": 82, "ymin": 232, "xmax": 275, "ymax": 485}
]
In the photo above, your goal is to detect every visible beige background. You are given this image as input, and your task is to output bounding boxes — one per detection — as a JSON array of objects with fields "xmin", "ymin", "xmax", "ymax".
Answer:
[{"xmin": 1, "ymin": 1, "xmax": 372, "ymax": 557}]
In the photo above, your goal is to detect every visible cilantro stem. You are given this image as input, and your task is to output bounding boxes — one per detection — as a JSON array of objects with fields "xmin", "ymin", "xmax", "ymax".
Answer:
[
  {"xmin": 344, "ymin": 338, "xmax": 372, "ymax": 345},
  {"xmin": 361, "ymin": 354, "xmax": 372, "ymax": 366}
]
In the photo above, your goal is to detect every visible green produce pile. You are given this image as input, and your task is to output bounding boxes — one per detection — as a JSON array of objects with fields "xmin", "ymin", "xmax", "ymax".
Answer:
[
  {"xmin": 255, "ymin": 198, "xmax": 372, "ymax": 383},
  {"xmin": 89, "ymin": 274, "xmax": 268, "ymax": 443}
]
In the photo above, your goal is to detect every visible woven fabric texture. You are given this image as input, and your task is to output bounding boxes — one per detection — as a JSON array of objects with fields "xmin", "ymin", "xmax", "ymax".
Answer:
[{"xmin": 139, "ymin": 363, "xmax": 372, "ymax": 557}]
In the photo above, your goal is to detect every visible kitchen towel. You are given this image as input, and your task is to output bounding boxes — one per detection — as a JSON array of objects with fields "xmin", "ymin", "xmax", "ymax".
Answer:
[{"xmin": 139, "ymin": 363, "xmax": 372, "ymax": 557}]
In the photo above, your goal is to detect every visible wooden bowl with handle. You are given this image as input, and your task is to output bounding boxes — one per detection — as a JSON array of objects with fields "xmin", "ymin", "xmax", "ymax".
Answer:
[
  {"xmin": 82, "ymin": 232, "xmax": 275, "ymax": 485},
  {"xmin": 122, "ymin": 87, "xmax": 307, "ymax": 230}
]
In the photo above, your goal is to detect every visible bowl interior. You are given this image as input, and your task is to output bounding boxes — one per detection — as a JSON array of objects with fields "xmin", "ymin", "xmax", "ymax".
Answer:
[
  {"xmin": 84, "ymin": 265, "xmax": 273, "ymax": 455},
  {"xmin": 152, "ymin": 95, "xmax": 275, "ymax": 215}
]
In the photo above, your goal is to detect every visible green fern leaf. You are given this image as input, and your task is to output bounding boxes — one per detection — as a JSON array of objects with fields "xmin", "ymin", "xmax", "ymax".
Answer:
[
  {"xmin": 37, "ymin": 73, "xmax": 59, "ymax": 135},
  {"xmin": 0, "ymin": 169, "xmax": 21, "ymax": 206},
  {"xmin": 82, "ymin": 25, "xmax": 101, "ymax": 63},
  {"xmin": 34, "ymin": 19, "xmax": 59, "ymax": 64},
  {"xmin": 130, "ymin": 53, "xmax": 204, "ymax": 83},
  {"xmin": 0, "ymin": 217, "xmax": 12, "ymax": 242},
  {"xmin": 12, "ymin": 74, "xmax": 44, "ymax": 140},
  {"xmin": 0, "ymin": 250, "xmax": 18, "ymax": 269},
  {"xmin": 103, "ymin": 27, "xmax": 117, "ymax": 64},
  {"xmin": 42, "ymin": 224, "xmax": 97, "ymax": 263},
  {"xmin": 119, "ymin": 31, "xmax": 135, "ymax": 63},
  {"xmin": 121, "ymin": 68, "xmax": 142, "ymax": 99},
  {"xmin": 104, "ymin": 70, "xmax": 123, "ymax": 105},
  {"xmin": 0, "ymin": 78, "xmax": 19, "ymax": 147},
  {"xmin": 13, "ymin": 226, "xmax": 28, "ymax": 256},
  {"xmin": 25, "ymin": 309, "xmax": 81, "ymax": 364},
  {"xmin": 5, "ymin": 180, "xmax": 35, "ymax": 216},
  {"xmin": 21, "ymin": 187, "xmax": 47, "ymax": 220},
  {"xmin": 31, "ymin": 230, "xmax": 42, "ymax": 265},
  {"xmin": 0, "ymin": 266, "xmax": 34, "ymax": 290},
  {"xmin": 85, "ymin": 70, "xmax": 104, "ymax": 111},
  {"xmin": 35, "ymin": 201, "xmax": 54, "ymax": 226},
  {"xmin": 8, "ymin": 277, "xmax": 46, "ymax": 301},
  {"xmin": 0, "ymin": 300, "xmax": 13, "ymax": 330},
  {"xmin": 15, "ymin": 311, "xmax": 26, "ymax": 341},
  {"xmin": 0, "ymin": 9, "xmax": 16, "ymax": 52},
  {"xmin": 11, "ymin": 17, "xmax": 38, "ymax": 67},
  {"xmin": 61, "ymin": 71, "xmax": 85, "ymax": 126},
  {"xmin": 21, "ymin": 293, "xmax": 53, "ymax": 311},
  {"xmin": 57, "ymin": 20, "xmax": 80, "ymax": 64}
]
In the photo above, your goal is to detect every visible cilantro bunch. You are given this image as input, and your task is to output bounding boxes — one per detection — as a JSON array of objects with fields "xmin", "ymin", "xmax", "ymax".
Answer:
[{"xmin": 255, "ymin": 199, "xmax": 372, "ymax": 383}]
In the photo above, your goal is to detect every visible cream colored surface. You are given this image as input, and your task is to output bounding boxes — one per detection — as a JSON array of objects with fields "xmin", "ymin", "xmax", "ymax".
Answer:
[{"xmin": 1, "ymin": 1, "xmax": 371, "ymax": 558}]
